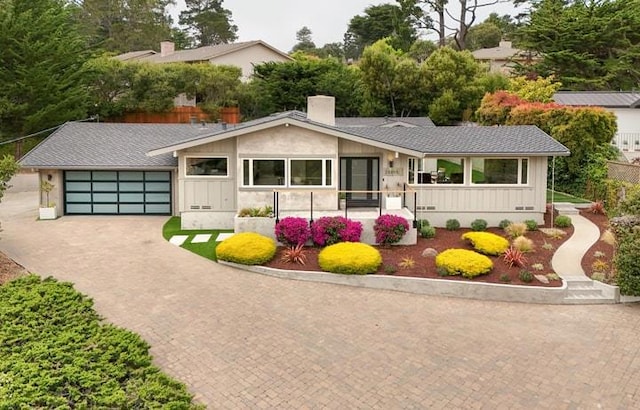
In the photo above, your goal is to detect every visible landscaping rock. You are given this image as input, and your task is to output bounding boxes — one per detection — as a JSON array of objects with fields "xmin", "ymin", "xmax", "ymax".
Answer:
[
  {"xmin": 534, "ymin": 274, "xmax": 549, "ymax": 284},
  {"xmin": 421, "ymin": 248, "xmax": 438, "ymax": 258}
]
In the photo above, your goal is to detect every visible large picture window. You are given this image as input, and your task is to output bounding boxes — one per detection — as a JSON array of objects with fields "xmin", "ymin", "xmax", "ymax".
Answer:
[
  {"xmin": 290, "ymin": 159, "xmax": 333, "ymax": 187},
  {"xmin": 408, "ymin": 158, "xmax": 465, "ymax": 184},
  {"xmin": 243, "ymin": 159, "xmax": 286, "ymax": 186},
  {"xmin": 186, "ymin": 157, "xmax": 228, "ymax": 176},
  {"xmin": 471, "ymin": 158, "xmax": 528, "ymax": 185}
]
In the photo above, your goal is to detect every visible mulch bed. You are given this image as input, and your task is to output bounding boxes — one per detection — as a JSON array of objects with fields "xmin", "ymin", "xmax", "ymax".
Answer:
[
  {"xmin": 265, "ymin": 210, "xmax": 578, "ymax": 287},
  {"xmin": 0, "ymin": 252, "xmax": 27, "ymax": 285},
  {"xmin": 579, "ymin": 209, "xmax": 615, "ymax": 281}
]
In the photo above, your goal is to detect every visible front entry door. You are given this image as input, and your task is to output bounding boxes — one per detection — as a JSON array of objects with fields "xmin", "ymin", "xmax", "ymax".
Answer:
[{"xmin": 340, "ymin": 157, "xmax": 380, "ymax": 207}]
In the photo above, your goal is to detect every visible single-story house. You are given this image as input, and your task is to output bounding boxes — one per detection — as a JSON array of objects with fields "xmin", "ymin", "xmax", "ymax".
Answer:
[
  {"xmin": 20, "ymin": 96, "xmax": 569, "ymax": 229},
  {"xmin": 553, "ymin": 91, "xmax": 640, "ymax": 158},
  {"xmin": 115, "ymin": 40, "xmax": 292, "ymax": 82}
]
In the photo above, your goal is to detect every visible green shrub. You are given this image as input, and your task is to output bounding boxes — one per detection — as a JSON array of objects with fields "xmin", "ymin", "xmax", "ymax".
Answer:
[
  {"xmin": 499, "ymin": 273, "xmax": 511, "ymax": 283},
  {"xmin": 445, "ymin": 219, "xmax": 461, "ymax": 231},
  {"xmin": 524, "ymin": 219, "xmax": 538, "ymax": 231},
  {"xmin": 470, "ymin": 219, "xmax": 488, "ymax": 231},
  {"xmin": 518, "ymin": 269, "xmax": 534, "ymax": 283},
  {"xmin": 417, "ymin": 219, "xmax": 430, "ymax": 228},
  {"xmin": 614, "ymin": 234, "xmax": 640, "ymax": 295},
  {"xmin": 498, "ymin": 219, "xmax": 512, "ymax": 230},
  {"xmin": 420, "ymin": 225, "xmax": 436, "ymax": 238},
  {"xmin": 237, "ymin": 206, "xmax": 273, "ymax": 217},
  {"xmin": 435, "ymin": 249, "xmax": 493, "ymax": 278},
  {"xmin": 461, "ymin": 232, "xmax": 510, "ymax": 256},
  {"xmin": 0, "ymin": 276, "xmax": 201, "ymax": 409},
  {"xmin": 318, "ymin": 242, "xmax": 382, "ymax": 274},
  {"xmin": 216, "ymin": 232, "xmax": 276, "ymax": 265},
  {"xmin": 554, "ymin": 215, "xmax": 572, "ymax": 228}
]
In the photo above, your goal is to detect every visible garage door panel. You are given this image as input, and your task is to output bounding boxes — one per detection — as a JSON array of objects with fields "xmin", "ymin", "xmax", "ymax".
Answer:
[{"xmin": 64, "ymin": 171, "xmax": 171, "ymax": 215}]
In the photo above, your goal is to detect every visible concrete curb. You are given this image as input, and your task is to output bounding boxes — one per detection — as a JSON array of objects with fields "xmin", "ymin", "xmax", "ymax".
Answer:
[{"xmin": 219, "ymin": 261, "xmax": 570, "ymax": 305}]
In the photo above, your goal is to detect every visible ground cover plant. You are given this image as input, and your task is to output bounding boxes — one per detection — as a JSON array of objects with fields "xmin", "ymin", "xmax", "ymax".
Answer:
[
  {"xmin": 163, "ymin": 216, "xmax": 232, "ymax": 261},
  {"xmin": 0, "ymin": 275, "xmax": 202, "ymax": 409}
]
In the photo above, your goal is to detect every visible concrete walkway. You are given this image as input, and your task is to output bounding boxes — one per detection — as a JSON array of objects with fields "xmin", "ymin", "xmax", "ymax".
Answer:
[
  {"xmin": 2, "ymin": 192, "xmax": 640, "ymax": 408},
  {"xmin": 551, "ymin": 206, "xmax": 601, "ymax": 279}
]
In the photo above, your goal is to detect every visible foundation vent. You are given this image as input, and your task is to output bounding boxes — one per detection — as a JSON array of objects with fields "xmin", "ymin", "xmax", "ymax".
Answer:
[
  {"xmin": 202, "ymin": 205, "xmax": 212, "ymax": 210},
  {"xmin": 190, "ymin": 205, "xmax": 200, "ymax": 210}
]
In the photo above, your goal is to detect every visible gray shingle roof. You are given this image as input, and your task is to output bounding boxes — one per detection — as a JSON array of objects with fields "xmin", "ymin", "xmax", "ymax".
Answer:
[
  {"xmin": 335, "ymin": 117, "xmax": 435, "ymax": 127},
  {"xmin": 553, "ymin": 91, "xmax": 640, "ymax": 108},
  {"xmin": 337, "ymin": 125, "xmax": 569, "ymax": 156},
  {"xmin": 113, "ymin": 50, "xmax": 157, "ymax": 62},
  {"xmin": 19, "ymin": 122, "xmax": 222, "ymax": 169},
  {"xmin": 123, "ymin": 41, "xmax": 291, "ymax": 64}
]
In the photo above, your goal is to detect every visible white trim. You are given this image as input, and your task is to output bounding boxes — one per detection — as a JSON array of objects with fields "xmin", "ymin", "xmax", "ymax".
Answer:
[
  {"xmin": 184, "ymin": 155, "xmax": 230, "ymax": 178},
  {"xmin": 289, "ymin": 158, "xmax": 334, "ymax": 188},
  {"xmin": 241, "ymin": 158, "xmax": 287, "ymax": 188}
]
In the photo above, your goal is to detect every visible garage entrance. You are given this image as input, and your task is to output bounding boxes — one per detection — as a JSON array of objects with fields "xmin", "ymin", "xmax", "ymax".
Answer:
[{"xmin": 64, "ymin": 170, "xmax": 171, "ymax": 215}]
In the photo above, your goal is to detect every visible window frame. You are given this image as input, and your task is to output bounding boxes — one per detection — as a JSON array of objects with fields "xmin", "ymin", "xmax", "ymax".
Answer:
[
  {"xmin": 407, "ymin": 157, "xmax": 466, "ymax": 185},
  {"xmin": 242, "ymin": 158, "xmax": 287, "ymax": 187},
  {"xmin": 289, "ymin": 158, "xmax": 334, "ymax": 188},
  {"xmin": 470, "ymin": 157, "xmax": 529, "ymax": 186},
  {"xmin": 184, "ymin": 155, "xmax": 229, "ymax": 178}
]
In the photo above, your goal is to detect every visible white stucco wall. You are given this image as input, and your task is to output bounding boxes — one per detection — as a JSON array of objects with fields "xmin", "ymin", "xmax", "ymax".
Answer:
[
  {"xmin": 211, "ymin": 44, "xmax": 291, "ymax": 81},
  {"xmin": 237, "ymin": 125, "xmax": 339, "ymax": 211}
]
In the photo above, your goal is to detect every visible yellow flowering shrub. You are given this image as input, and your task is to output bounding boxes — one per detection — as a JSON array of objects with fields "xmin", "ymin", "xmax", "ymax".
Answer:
[
  {"xmin": 318, "ymin": 242, "xmax": 382, "ymax": 275},
  {"xmin": 461, "ymin": 232, "xmax": 509, "ymax": 256},
  {"xmin": 435, "ymin": 249, "xmax": 493, "ymax": 278},
  {"xmin": 216, "ymin": 232, "xmax": 276, "ymax": 265}
]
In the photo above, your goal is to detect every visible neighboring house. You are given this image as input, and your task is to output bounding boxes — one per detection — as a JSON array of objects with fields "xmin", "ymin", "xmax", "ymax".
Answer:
[
  {"xmin": 114, "ymin": 40, "xmax": 292, "ymax": 82},
  {"xmin": 472, "ymin": 41, "xmax": 537, "ymax": 74},
  {"xmin": 553, "ymin": 91, "xmax": 640, "ymax": 158},
  {"xmin": 20, "ymin": 96, "xmax": 569, "ymax": 230}
]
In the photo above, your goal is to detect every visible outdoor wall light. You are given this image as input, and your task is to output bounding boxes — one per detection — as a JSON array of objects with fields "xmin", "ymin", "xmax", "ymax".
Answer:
[{"xmin": 47, "ymin": 174, "xmax": 53, "ymax": 181}]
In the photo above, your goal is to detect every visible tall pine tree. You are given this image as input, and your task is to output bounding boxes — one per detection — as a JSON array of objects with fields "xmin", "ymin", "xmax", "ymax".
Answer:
[{"xmin": 179, "ymin": 0, "xmax": 238, "ymax": 47}]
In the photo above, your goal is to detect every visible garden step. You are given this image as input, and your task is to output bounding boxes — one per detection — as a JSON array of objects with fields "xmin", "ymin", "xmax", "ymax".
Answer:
[
  {"xmin": 563, "ymin": 293, "xmax": 617, "ymax": 305},
  {"xmin": 554, "ymin": 205, "xmax": 579, "ymax": 215},
  {"xmin": 565, "ymin": 278, "xmax": 597, "ymax": 289},
  {"xmin": 567, "ymin": 286, "xmax": 605, "ymax": 298}
]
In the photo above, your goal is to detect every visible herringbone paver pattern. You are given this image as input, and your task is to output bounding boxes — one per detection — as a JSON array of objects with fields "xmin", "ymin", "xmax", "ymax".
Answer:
[{"xmin": 2, "ymin": 192, "xmax": 640, "ymax": 408}]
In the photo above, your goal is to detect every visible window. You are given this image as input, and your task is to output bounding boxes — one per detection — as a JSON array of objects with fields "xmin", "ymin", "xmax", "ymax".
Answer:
[
  {"xmin": 186, "ymin": 157, "xmax": 228, "ymax": 177},
  {"xmin": 243, "ymin": 159, "xmax": 285, "ymax": 186},
  {"xmin": 471, "ymin": 158, "xmax": 528, "ymax": 184},
  {"xmin": 408, "ymin": 158, "xmax": 465, "ymax": 184},
  {"xmin": 290, "ymin": 159, "xmax": 333, "ymax": 187}
]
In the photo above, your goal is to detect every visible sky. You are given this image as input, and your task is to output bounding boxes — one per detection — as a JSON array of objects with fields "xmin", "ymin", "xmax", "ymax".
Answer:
[{"xmin": 170, "ymin": 1, "xmax": 522, "ymax": 53}]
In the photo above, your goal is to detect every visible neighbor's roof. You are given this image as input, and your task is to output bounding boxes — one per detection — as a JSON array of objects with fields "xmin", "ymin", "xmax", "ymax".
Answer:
[
  {"xmin": 553, "ymin": 91, "xmax": 640, "ymax": 108},
  {"xmin": 19, "ymin": 122, "xmax": 222, "ymax": 170},
  {"xmin": 472, "ymin": 43, "xmax": 529, "ymax": 60},
  {"xmin": 335, "ymin": 117, "xmax": 435, "ymax": 127},
  {"xmin": 113, "ymin": 50, "xmax": 157, "ymax": 62},
  {"xmin": 124, "ymin": 40, "xmax": 292, "ymax": 64},
  {"xmin": 148, "ymin": 111, "xmax": 569, "ymax": 158}
]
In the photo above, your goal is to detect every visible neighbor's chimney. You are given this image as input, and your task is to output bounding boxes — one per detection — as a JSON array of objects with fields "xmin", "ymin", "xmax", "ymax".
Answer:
[
  {"xmin": 307, "ymin": 95, "xmax": 335, "ymax": 126},
  {"xmin": 160, "ymin": 41, "xmax": 175, "ymax": 57},
  {"xmin": 499, "ymin": 41, "xmax": 512, "ymax": 49}
]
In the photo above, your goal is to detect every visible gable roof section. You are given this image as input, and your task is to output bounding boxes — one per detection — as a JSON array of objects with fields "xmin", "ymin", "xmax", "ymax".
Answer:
[
  {"xmin": 113, "ymin": 50, "xmax": 157, "ymax": 62},
  {"xmin": 335, "ymin": 117, "xmax": 435, "ymax": 127},
  {"xmin": 147, "ymin": 111, "xmax": 569, "ymax": 158},
  {"xmin": 130, "ymin": 40, "xmax": 292, "ymax": 64},
  {"xmin": 553, "ymin": 91, "xmax": 640, "ymax": 108},
  {"xmin": 19, "ymin": 122, "xmax": 222, "ymax": 170}
]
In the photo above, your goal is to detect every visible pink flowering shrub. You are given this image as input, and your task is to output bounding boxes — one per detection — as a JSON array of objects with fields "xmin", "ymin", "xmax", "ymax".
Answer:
[
  {"xmin": 311, "ymin": 216, "xmax": 362, "ymax": 246},
  {"xmin": 374, "ymin": 214, "xmax": 410, "ymax": 245},
  {"xmin": 275, "ymin": 217, "xmax": 311, "ymax": 246}
]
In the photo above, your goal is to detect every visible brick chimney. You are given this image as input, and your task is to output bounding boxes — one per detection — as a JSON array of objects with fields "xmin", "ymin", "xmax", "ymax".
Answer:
[
  {"xmin": 307, "ymin": 95, "xmax": 335, "ymax": 126},
  {"xmin": 160, "ymin": 41, "xmax": 175, "ymax": 57}
]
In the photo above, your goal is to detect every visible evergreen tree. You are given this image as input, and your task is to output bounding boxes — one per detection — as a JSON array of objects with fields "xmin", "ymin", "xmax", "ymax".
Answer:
[
  {"xmin": 0, "ymin": 0, "xmax": 90, "ymax": 138},
  {"xmin": 179, "ymin": 0, "xmax": 238, "ymax": 47}
]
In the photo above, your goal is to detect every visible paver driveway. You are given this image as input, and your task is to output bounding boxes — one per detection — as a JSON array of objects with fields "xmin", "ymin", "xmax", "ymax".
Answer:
[{"xmin": 1, "ymin": 191, "xmax": 640, "ymax": 409}]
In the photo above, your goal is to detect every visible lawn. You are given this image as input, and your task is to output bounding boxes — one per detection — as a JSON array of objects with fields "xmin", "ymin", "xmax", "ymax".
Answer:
[
  {"xmin": 547, "ymin": 189, "xmax": 591, "ymax": 204},
  {"xmin": 163, "ymin": 216, "xmax": 233, "ymax": 261},
  {"xmin": 0, "ymin": 275, "xmax": 203, "ymax": 409}
]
